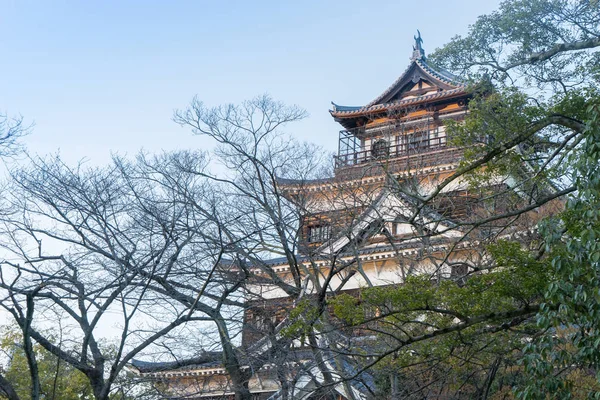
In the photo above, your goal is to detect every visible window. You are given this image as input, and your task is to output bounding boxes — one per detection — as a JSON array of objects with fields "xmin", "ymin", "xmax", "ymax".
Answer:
[
  {"xmin": 371, "ymin": 139, "xmax": 390, "ymax": 159},
  {"xmin": 254, "ymin": 315, "xmax": 277, "ymax": 331},
  {"xmin": 307, "ymin": 225, "xmax": 331, "ymax": 243},
  {"xmin": 407, "ymin": 129, "xmax": 429, "ymax": 152},
  {"xmin": 429, "ymin": 126, "xmax": 445, "ymax": 148},
  {"xmin": 392, "ymin": 222, "xmax": 411, "ymax": 236},
  {"xmin": 450, "ymin": 263, "xmax": 469, "ymax": 286}
]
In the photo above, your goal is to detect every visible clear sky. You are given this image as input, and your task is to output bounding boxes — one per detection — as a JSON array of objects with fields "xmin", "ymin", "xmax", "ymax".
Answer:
[{"xmin": 1, "ymin": 0, "xmax": 502, "ymax": 165}]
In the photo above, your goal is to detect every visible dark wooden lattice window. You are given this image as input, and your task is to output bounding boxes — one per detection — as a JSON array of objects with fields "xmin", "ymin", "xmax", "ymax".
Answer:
[
  {"xmin": 451, "ymin": 263, "xmax": 469, "ymax": 286},
  {"xmin": 307, "ymin": 225, "xmax": 331, "ymax": 243},
  {"xmin": 371, "ymin": 139, "xmax": 390, "ymax": 159},
  {"xmin": 407, "ymin": 129, "xmax": 429, "ymax": 152}
]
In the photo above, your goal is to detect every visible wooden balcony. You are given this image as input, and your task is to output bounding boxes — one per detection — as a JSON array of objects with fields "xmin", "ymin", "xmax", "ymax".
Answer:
[{"xmin": 334, "ymin": 135, "xmax": 448, "ymax": 169}]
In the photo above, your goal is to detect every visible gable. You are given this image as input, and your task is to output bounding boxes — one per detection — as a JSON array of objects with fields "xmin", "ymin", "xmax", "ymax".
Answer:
[
  {"xmin": 365, "ymin": 59, "xmax": 464, "ymax": 108},
  {"xmin": 389, "ymin": 78, "xmax": 444, "ymax": 102},
  {"xmin": 317, "ymin": 190, "xmax": 462, "ymax": 257}
]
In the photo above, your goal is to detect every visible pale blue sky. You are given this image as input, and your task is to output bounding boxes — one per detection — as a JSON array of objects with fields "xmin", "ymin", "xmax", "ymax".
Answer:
[{"xmin": 1, "ymin": 1, "xmax": 501, "ymax": 164}]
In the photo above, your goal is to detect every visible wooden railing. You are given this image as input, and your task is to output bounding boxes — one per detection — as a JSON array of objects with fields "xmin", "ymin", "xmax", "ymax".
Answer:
[{"xmin": 334, "ymin": 135, "xmax": 448, "ymax": 168}]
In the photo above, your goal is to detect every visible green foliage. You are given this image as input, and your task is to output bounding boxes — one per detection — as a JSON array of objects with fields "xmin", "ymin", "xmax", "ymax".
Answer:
[
  {"xmin": 331, "ymin": 241, "xmax": 548, "ymax": 325},
  {"xmin": 447, "ymin": 86, "xmax": 600, "ymax": 193},
  {"xmin": 517, "ymin": 102, "xmax": 600, "ymax": 399},
  {"xmin": 281, "ymin": 299, "xmax": 323, "ymax": 340},
  {"xmin": 329, "ymin": 242, "xmax": 550, "ymax": 397},
  {"xmin": 0, "ymin": 325, "xmax": 94, "ymax": 400},
  {"xmin": 426, "ymin": 1, "xmax": 600, "ymax": 396},
  {"xmin": 324, "ymin": 1, "xmax": 600, "ymax": 397},
  {"xmin": 448, "ymin": 88, "xmax": 544, "ymax": 185},
  {"xmin": 428, "ymin": 0, "xmax": 600, "ymax": 90}
]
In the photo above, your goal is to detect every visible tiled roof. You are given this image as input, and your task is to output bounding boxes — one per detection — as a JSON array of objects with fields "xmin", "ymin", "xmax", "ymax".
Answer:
[
  {"xmin": 330, "ymin": 103, "xmax": 362, "ymax": 112},
  {"xmin": 275, "ymin": 176, "xmax": 335, "ymax": 186},
  {"xmin": 418, "ymin": 59, "xmax": 464, "ymax": 86},
  {"xmin": 330, "ymin": 58, "xmax": 467, "ymax": 119},
  {"xmin": 258, "ymin": 189, "xmax": 461, "ymax": 268},
  {"xmin": 130, "ymin": 352, "xmax": 223, "ymax": 373},
  {"xmin": 365, "ymin": 58, "xmax": 465, "ymax": 108},
  {"xmin": 330, "ymin": 87, "xmax": 467, "ymax": 118}
]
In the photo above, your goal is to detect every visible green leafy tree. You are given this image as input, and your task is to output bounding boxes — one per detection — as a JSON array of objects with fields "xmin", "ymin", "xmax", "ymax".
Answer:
[
  {"xmin": 330, "ymin": 240, "xmax": 550, "ymax": 398},
  {"xmin": 324, "ymin": 0, "xmax": 600, "ymax": 398},
  {"xmin": 518, "ymin": 103, "xmax": 600, "ymax": 399},
  {"xmin": 0, "ymin": 326, "xmax": 93, "ymax": 400},
  {"xmin": 427, "ymin": 0, "xmax": 600, "ymax": 397}
]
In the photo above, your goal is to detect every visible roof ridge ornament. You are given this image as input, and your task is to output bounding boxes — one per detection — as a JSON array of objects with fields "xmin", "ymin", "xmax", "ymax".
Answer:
[{"xmin": 411, "ymin": 29, "xmax": 426, "ymax": 61}]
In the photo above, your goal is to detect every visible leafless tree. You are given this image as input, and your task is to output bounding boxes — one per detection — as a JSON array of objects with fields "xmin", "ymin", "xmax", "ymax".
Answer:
[
  {"xmin": 164, "ymin": 91, "xmax": 577, "ymax": 399},
  {"xmin": 0, "ymin": 43, "xmax": 593, "ymax": 400},
  {"xmin": 0, "ymin": 152, "xmax": 247, "ymax": 400},
  {"xmin": 0, "ymin": 113, "xmax": 29, "ymax": 158},
  {"xmin": 0, "ymin": 95, "xmax": 332, "ymax": 400}
]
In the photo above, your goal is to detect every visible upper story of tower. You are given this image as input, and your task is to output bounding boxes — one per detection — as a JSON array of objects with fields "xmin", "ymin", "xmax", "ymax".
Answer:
[
  {"xmin": 329, "ymin": 32, "xmax": 471, "ymax": 175},
  {"xmin": 277, "ymin": 33, "xmax": 477, "ymax": 250}
]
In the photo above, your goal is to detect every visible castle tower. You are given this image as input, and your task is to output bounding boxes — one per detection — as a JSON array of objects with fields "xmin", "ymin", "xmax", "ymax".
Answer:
[
  {"xmin": 241, "ymin": 34, "xmax": 475, "ymax": 339},
  {"xmin": 132, "ymin": 33, "xmax": 482, "ymax": 400}
]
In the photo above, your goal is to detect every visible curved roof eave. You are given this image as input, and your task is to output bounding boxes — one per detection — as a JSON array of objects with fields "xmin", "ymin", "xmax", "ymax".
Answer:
[
  {"xmin": 330, "ymin": 87, "xmax": 469, "ymax": 118},
  {"xmin": 330, "ymin": 58, "xmax": 467, "ymax": 120}
]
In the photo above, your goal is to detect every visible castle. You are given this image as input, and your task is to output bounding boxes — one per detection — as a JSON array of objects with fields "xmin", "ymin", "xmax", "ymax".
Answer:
[{"xmin": 131, "ymin": 32, "xmax": 505, "ymax": 400}]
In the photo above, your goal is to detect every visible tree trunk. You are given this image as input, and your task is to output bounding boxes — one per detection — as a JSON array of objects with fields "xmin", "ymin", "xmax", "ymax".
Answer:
[
  {"xmin": 23, "ymin": 295, "xmax": 40, "ymax": 400},
  {"xmin": 233, "ymin": 382, "xmax": 252, "ymax": 400},
  {"xmin": 390, "ymin": 373, "xmax": 399, "ymax": 399},
  {"xmin": 215, "ymin": 316, "xmax": 252, "ymax": 400},
  {"xmin": 88, "ymin": 370, "xmax": 109, "ymax": 400},
  {"xmin": 0, "ymin": 374, "xmax": 21, "ymax": 400}
]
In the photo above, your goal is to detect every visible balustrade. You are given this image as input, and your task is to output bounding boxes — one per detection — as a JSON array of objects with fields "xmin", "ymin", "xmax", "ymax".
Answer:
[{"xmin": 334, "ymin": 134, "xmax": 448, "ymax": 168}]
